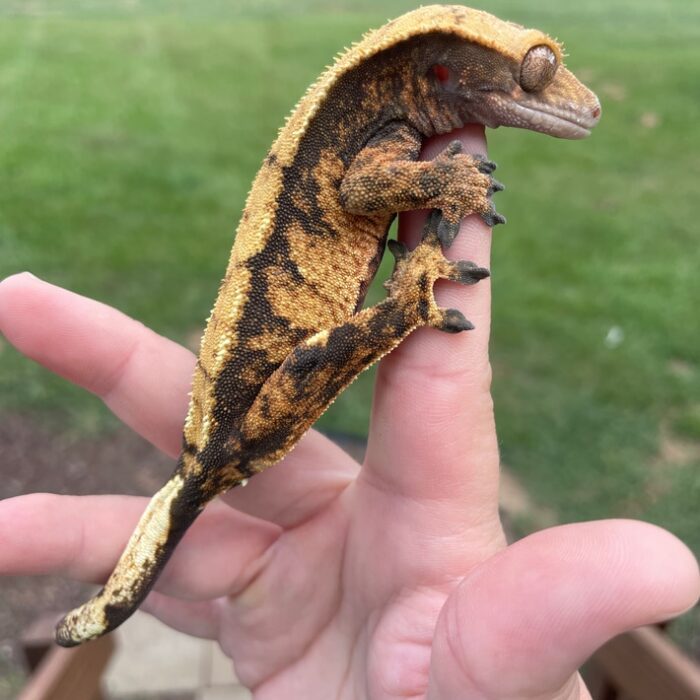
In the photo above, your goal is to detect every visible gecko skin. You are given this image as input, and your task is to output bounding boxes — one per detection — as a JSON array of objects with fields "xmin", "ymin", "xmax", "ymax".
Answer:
[{"xmin": 55, "ymin": 5, "xmax": 600, "ymax": 646}]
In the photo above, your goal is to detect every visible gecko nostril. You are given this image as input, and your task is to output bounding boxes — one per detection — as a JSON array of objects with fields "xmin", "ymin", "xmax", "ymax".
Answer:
[{"xmin": 592, "ymin": 105, "xmax": 601, "ymax": 119}]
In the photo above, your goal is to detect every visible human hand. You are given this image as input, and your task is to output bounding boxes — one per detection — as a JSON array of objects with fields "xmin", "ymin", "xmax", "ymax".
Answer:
[{"xmin": 1, "ymin": 125, "xmax": 698, "ymax": 699}]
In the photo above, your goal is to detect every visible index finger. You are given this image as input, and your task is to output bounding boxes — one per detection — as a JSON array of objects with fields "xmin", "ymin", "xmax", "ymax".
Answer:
[
  {"xmin": 0, "ymin": 273, "xmax": 357, "ymax": 526},
  {"xmin": 0, "ymin": 273, "xmax": 194, "ymax": 458},
  {"xmin": 365, "ymin": 125, "xmax": 501, "ymax": 522}
]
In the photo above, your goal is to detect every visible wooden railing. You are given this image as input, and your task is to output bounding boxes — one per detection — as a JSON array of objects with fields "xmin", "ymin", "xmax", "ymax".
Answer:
[
  {"xmin": 16, "ymin": 615, "xmax": 115, "ymax": 700},
  {"xmin": 585, "ymin": 624, "xmax": 700, "ymax": 700},
  {"xmin": 13, "ymin": 614, "xmax": 698, "ymax": 699}
]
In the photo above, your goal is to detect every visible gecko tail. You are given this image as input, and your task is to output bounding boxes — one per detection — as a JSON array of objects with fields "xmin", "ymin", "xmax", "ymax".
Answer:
[{"xmin": 55, "ymin": 462, "xmax": 206, "ymax": 647}]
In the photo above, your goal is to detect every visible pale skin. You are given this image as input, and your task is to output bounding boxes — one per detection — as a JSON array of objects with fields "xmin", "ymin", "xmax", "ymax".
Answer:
[{"xmin": 1, "ymin": 126, "xmax": 698, "ymax": 700}]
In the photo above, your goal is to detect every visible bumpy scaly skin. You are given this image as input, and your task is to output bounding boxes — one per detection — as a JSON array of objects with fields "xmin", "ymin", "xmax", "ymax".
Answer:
[
  {"xmin": 340, "ymin": 124, "xmax": 504, "ymax": 246},
  {"xmin": 55, "ymin": 4, "xmax": 600, "ymax": 646}
]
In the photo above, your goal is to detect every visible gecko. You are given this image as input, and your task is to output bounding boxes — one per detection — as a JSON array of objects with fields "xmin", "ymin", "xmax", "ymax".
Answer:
[{"xmin": 55, "ymin": 4, "xmax": 600, "ymax": 646}]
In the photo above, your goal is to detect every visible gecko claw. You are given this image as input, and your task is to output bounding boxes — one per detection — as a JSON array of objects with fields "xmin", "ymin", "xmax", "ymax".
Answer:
[
  {"xmin": 439, "ymin": 308, "xmax": 475, "ymax": 333},
  {"xmin": 437, "ymin": 216, "xmax": 461, "ymax": 248}
]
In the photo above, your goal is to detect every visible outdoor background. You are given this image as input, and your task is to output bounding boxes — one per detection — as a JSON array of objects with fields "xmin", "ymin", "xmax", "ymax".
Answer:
[{"xmin": 0, "ymin": 0, "xmax": 698, "ymax": 695}]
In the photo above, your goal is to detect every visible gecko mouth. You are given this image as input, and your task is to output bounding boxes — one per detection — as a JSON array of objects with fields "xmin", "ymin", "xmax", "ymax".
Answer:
[
  {"xmin": 475, "ymin": 94, "xmax": 600, "ymax": 140},
  {"xmin": 511, "ymin": 102, "xmax": 599, "ymax": 139}
]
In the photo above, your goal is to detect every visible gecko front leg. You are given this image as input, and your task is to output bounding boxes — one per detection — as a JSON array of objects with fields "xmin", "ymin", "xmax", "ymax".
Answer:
[
  {"xmin": 236, "ymin": 210, "xmax": 490, "ymax": 472},
  {"xmin": 340, "ymin": 121, "xmax": 505, "ymax": 248}
]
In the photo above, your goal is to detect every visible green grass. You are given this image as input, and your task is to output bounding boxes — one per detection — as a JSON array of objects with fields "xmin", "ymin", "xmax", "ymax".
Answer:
[
  {"xmin": 0, "ymin": 664, "xmax": 22, "ymax": 700},
  {"xmin": 0, "ymin": 0, "xmax": 698, "ymax": 568}
]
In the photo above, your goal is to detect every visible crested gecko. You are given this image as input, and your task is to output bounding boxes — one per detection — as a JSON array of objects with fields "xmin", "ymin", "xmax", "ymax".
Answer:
[{"xmin": 55, "ymin": 4, "xmax": 600, "ymax": 646}]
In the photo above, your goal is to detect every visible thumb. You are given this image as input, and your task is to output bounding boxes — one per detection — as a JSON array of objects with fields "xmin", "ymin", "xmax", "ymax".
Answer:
[{"xmin": 427, "ymin": 519, "xmax": 700, "ymax": 700}]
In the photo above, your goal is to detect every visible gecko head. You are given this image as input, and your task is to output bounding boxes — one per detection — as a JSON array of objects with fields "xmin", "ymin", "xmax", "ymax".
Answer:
[{"xmin": 425, "ymin": 33, "xmax": 601, "ymax": 139}]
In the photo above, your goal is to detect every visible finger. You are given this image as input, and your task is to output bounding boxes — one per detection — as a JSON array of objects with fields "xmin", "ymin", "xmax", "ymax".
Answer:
[
  {"xmin": 365, "ymin": 125, "xmax": 500, "ymax": 525},
  {"xmin": 0, "ymin": 273, "xmax": 357, "ymax": 526},
  {"xmin": 222, "ymin": 429, "xmax": 357, "ymax": 528},
  {"xmin": 140, "ymin": 591, "xmax": 221, "ymax": 640},
  {"xmin": 0, "ymin": 273, "xmax": 194, "ymax": 457},
  {"xmin": 427, "ymin": 519, "xmax": 700, "ymax": 700},
  {"xmin": 0, "ymin": 492, "xmax": 280, "ymax": 600}
]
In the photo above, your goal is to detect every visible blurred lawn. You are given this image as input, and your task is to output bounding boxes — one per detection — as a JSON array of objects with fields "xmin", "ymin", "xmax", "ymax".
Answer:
[{"xmin": 0, "ymin": 0, "xmax": 698, "ymax": 589}]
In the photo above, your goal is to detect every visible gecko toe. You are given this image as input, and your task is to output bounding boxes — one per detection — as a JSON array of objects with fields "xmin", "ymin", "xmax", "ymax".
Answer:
[
  {"xmin": 481, "ymin": 210, "xmax": 507, "ymax": 227},
  {"xmin": 387, "ymin": 239, "xmax": 409, "ymax": 261},
  {"xmin": 437, "ymin": 216, "xmax": 461, "ymax": 248},
  {"xmin": 438, "ymin": 308, "xmax": 475, "ymax": 333},
  {"xmin": 488, "ymin": 179, "xmax": 505, "ymax": 195},
  {"xmin": 420, "ymin": 208, "xmax": 443, "ymax": 244},
  {"xmin": 474, "ymin": 155, "xmax": 497, "ymax": 174},
  {"xmin": 450, "ymin": 260, "xmax": 490, "ymax": 285},
  {"xmin": 445, "ymin": 139, "xmax": 463, "ymax": 156}
]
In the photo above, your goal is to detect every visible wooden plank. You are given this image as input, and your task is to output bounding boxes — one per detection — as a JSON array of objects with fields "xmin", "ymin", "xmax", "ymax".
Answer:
[
  {"xmin": 581, "ymin": 656, "xmax": 609, "ymax": 697},
  {"xmin": 20, "ymin": 613, "xmax": 62, "ymax": 673},
  {"xmin": 16, "ymin": 634, "xmax": 115, "ymax": 700},
  {"xmin": 591, "ymin": 626, "xmax": 700, "ymax": 700}
]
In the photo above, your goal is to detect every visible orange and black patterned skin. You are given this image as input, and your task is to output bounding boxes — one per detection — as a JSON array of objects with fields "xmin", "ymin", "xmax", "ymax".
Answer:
[{"xmin": 55, "ymin": 5, "xmax": 600, "ymax": 646}]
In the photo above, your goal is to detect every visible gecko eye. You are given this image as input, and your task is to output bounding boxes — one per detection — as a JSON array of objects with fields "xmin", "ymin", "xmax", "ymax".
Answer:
[
  {"xmin": 432, "ymin": 64, "xmax": 450, "ymax": 84},
  {"xmin": 519, "ymin": 45, "xmax": 558, "ymax": 92}
]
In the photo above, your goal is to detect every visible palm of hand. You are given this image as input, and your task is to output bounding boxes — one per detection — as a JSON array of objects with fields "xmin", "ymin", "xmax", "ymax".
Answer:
[
  {"xmin": 0, "ymin": 126, "xmax": 697, "ymax": 700},
  {"xmin": 215, "ymin": 428, "xmax": 504, "ymax": 698}
]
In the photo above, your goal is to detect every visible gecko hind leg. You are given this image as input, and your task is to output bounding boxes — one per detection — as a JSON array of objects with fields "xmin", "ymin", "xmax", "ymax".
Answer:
[{"xmin": 235, "ymin": 210, "xmax": 490, "ymax": 471}]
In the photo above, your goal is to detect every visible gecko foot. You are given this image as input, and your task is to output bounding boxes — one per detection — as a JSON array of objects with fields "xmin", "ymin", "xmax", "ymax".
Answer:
[
  {"xmin": 430, "ymin": 145, "xmax": 506, "ymax": 247},
  {"xmin": 385, "ymin": 210, "xmax": 489, "ymax": 332}
]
